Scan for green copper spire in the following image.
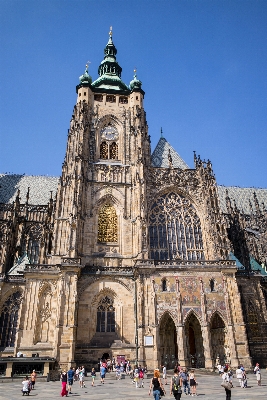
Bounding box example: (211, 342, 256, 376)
(129, 68, 143, 91)
(91, 27, 129, 93)
(79, 62, 92, 84)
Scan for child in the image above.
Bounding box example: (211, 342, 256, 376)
(91, 368, 96, 386)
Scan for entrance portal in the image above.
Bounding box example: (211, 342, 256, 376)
(159, 313, 178, 368)
(210, 313, 226, 366)
(185, 313, 204, 368)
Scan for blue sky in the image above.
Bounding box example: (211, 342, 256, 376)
(0, 0, 266, 188)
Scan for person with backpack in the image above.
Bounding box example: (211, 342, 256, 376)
(139, 368, 144, 388)
(170, 368, 182, 399)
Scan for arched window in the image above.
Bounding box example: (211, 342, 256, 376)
(162, 279, 167, 292)
(97, 296, 115, 332)
(100, 125, 119, 160)
(100, 141, 108, 159)
(98, 204, 118, 243)
(110, 142, 118, 159)
(0, 291, 22, 347)
(23, 225, 43, 264)
(149, 192, 204, 260)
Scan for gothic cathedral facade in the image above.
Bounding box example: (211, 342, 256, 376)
(0, 31, 267, 374)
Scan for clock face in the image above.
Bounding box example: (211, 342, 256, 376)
(101, 126, 118, 141)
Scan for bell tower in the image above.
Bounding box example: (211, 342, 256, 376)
(52, 28, 151, 267)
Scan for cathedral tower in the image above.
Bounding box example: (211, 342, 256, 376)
(53, 28, 151, 267)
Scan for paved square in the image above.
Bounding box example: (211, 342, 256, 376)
(0, 370, 266, 400)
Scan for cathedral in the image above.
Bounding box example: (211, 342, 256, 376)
(0, 29, 267, 376)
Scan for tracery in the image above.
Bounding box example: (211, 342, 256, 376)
(0, 291, 22, 347)
(148, 192, 204, 260)
(96, 296, 115, 333)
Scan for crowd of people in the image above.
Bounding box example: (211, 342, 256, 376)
(20, 360, 263, 398)
(218, 361, 262, 399)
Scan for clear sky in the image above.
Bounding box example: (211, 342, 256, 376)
(0, 0, 266, 188)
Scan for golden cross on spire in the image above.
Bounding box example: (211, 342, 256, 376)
(86, 60, 91, 71)
(109, 26, 113, 37)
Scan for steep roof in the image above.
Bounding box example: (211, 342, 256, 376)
(217, 186, 267, 214)
(0, 174, 59, 204)
(151, 137, 189, 169)
(1, 174, 266, 216)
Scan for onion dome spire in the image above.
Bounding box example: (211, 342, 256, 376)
(130, 68, 143, 91)
(79, 62, 92, 84)
(97, 26, 122, 78)
(91, 27, 130, 93)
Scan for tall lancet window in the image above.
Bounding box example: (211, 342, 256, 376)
(96, 296, 115, 332)
(149, 192, 205, 261)
(98, 204, 118, 243)
(100, 125, 119, 160)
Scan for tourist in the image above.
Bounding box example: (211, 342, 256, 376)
(134, 366, 139, 388)
(21, 375, 31, 396)
(139, 368, 144, 388)
(60, 369, 68, 397)
(100, 363, 106, 384)
(221, 367, 233, 400)
(254, 363, 261, 386)
(162, 364, 167, 385)
(30, 369, 36, 390)
(180, 367, 190, 395)
(116, 363, 121, 380)
(67, 367, 75, 394)
(91, 368, 96, 386)
(170, 367, 182, 400)
(79, 366, 85, 388)
(235, 365, 244, 388)
(149, 369, 165, 400)
(189, 369, 197, 396)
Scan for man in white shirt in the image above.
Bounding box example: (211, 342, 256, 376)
(236, 366, 244, 388)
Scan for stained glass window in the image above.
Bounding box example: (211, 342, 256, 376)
(148, 192, 204, 260)
(98, 204, 118, 243)
(96, 297, 115, 332)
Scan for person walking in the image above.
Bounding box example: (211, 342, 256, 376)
(139, 368, 144, 388)
(170, 368, 182, 400)
(91, 368, 96, 386)
(189, 369, 197, 396)
(79, 366, 85, 388)
(254, 363, 261, 386)
(60, 369, 68, 397)
(162, 365, 167, 385)
(221, 367, 233, 400)
(149, 369, 165, 400)
(180, 367, 190, 395)
(100, 363, 106, 384)
(67, 367, 75, 394)
(235, 366, 244, 388)
(30, 370, 36, 390)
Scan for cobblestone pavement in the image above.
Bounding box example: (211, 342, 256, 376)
(0, 370, 266, 400)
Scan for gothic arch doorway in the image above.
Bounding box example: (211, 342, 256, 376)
(159, 313, 178, 368)
(210, 313, 226, 366)
(184, 313, 204, 368)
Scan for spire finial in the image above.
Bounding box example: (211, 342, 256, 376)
(161, 127, 163, 138)
(109, 26, 113, 37)
(85, 61, 91, 72)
